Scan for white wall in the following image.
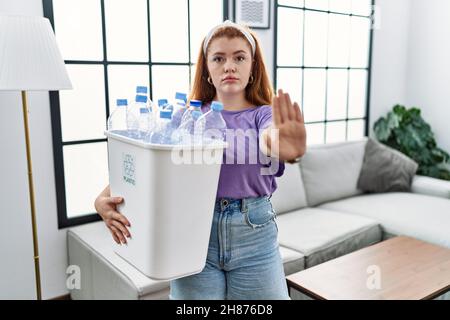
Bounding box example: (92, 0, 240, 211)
(369, 0, 450, 158)
(0, 0, 69, 299)
(368, 0, 411, 137)
(406, 0, 450, 155)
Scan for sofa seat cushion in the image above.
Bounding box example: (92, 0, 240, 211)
(276, 208, 382, 268)
(319, 192, 450, 248)
(68, 221, 169, 299)
(279, 246, 305, 276)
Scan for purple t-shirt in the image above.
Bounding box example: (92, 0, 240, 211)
(202, 104, 285, 199)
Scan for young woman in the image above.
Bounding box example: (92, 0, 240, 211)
(94, 20, 306, 300)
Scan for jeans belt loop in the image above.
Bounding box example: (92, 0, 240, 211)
(241, 198, 248, 213)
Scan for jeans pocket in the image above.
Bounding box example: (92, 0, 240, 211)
(243, 204, 276, 229)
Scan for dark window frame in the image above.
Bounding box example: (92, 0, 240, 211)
(43, 0, 229, 229)
(273, 0, 375, 141)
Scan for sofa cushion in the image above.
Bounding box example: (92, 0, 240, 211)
(279, 246, 306, 276)
(319, 192, 450, 248)
(272, 163, 308, 214)
(68, 221, 169, 299)
(300, 138, 367, 207)
(276, 208, 382, 268)
(357, 138, 418, 193)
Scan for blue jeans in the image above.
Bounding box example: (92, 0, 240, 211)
(170, 196, 290, 300)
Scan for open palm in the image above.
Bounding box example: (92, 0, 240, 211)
(269, 89, 307, 161)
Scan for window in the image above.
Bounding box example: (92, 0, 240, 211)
(274, 0, 374, 145)
(43, 0, 228, 228)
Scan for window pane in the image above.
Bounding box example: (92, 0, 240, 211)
(326, 121, 346, 143)
(150, 0, 189, 62)
(64, 143, 108, 218)
(60, 65, 106, 142)
(305, 123, 325, 145)
(108, 65, 150, 115)
(304, 0, 328, 11)
(151, 65, 190, 103)
(347, 119, 365, 141)
(304, 11, 328, 67)
(326, 69, 348, 120)
(104, 0, 148, 62)
(303, 69, 326, 122)
(350, 16, 370, 68)
(348, 70, 367, 118)
(190, 64, 197, 92)
(329, 0, 351, 13)
(277, 68, 302, 109)
(352, 0, 372, 16)
(53, 0, 103, 60)
(278, 0, 304, 7)
(190, 0, 223, 62)
(277, 7, 303, 66)
(328, 14, 350, 67)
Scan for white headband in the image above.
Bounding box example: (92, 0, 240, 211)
(203, 20, 256, 57)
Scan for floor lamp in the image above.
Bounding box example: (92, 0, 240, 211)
(0, 15, 72, 300)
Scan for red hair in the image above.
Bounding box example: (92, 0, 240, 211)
(189, 26, 274, 106)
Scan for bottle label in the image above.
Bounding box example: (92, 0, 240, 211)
(122, 153, 136, 186)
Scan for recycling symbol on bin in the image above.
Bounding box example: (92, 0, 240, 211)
(122, 153, 136, 185)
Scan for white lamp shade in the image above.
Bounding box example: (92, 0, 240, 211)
(0, 15, 72, 91)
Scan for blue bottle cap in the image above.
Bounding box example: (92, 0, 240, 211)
(190, 100, 202, 108)
(136, 95, 148, 103)
(211, 101, 224, 111)
(116, 99, 128, 106)
(158, 99, 168, 106)
(136, 86, 148, 94)
(175, 92, 187, 102)
(160, 110, 173, 119)
(140, 108, 149, 114)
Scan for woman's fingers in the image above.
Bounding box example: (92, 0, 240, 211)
(112, 211, 131, 227)
(277, 89, 289, 122)
(294, 102, 304, 123)
(110, 225, 126, 244)
(284, 93, 295, 121)
(272, 94, 282, 126)
(111, 219, 131, 240)
(108, 227, 121, 244)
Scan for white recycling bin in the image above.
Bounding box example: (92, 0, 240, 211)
(105, 131, 225, 280)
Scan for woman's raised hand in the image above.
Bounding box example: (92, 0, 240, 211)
(269, 89, 307, 161)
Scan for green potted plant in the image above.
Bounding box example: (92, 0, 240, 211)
(373, 105, 450, 181)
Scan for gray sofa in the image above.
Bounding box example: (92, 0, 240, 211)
(68, 137, 450, 299)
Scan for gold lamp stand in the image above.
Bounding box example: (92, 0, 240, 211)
(21, 91, 42, 300)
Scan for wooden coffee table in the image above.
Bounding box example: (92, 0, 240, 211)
(286, 236, 450, 300)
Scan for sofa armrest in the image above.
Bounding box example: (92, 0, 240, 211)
(410, 175, 450, 199)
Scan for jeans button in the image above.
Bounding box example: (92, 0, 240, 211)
(222, 199, 228, 207)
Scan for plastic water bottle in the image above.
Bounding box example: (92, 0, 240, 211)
(108, 99, 132, 137)
(136, 85, 157, 119)
(158, 99, 169, 110)
(127, 94, 148, 139)
(138, 107, 152, 139)
(145, 110, 174, 144)
(170, 93, 187, 127)
(173, 100, 203, 145)
(195, 101, 227, 144)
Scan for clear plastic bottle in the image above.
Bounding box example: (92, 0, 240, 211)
(108, 99, 132, 137)
(170, 92, 187, 127)
(127, 94, 147, 139)
(145, 110, 174, 144)
(195, 101, 226, 144)
(174, 101, 203, 145)
(138, 107, 153, 139)
(158, 99, 168, 110)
